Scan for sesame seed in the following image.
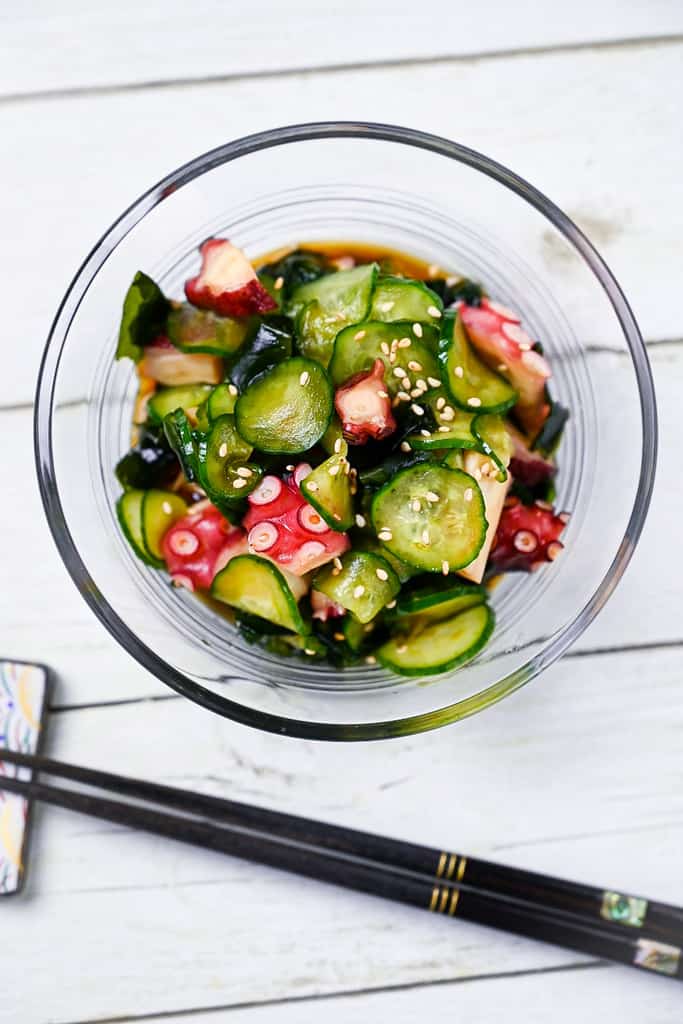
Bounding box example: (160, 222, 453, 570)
(331, 567, 341, 576)
(391, 338, 399, 350)
(286, 464, 294, 471)
(411, 403, 425, 415)
(420, 428, 431, 437)
(299, 370, 310, 386)
(376, 568, 389, 582)
(355, 513, 366, 528)
(162, 501, 172, 515)
(436, 396, 446, 410)
(389, 352, 397, 364)
(498, 363, 508, 372)
(334, 437, 343, 453)
(428, 376, 441, 388)
(396, 643, 408, 654)
(438, 425, 450, 433)
(393, 366, 407, 378)
(425, 491, 439, 503)
(428, 263, 440, 277)
(441, 407, 455, 422)
(228, 383, 238, 397)
(400, 440, 411, 452)
(454, 365, 464, 378)
(274, 276, 284, 290)
(218, 442, 228, 458)
(408, 360, 422, 372)
(412, 323, 423, 338)
(329, 464, 341, 476)
(354, 329, 367, 341)
(446, 275, 459, 287)
(464, 488, 473, 502)
(416, 379, 427, 391)
(236, 466, 252, 477)
(333, 513, 341, 521)
(380, 341, 390, 355)
(421, 528, 430, 544)
(233, 478, 247, 489)
(333, 631, 345, 641)
(385, 599, 397, 609)
(398, 337, 412, 348)
(343, 460, 351, 475)
(396, 390, 409, 402)
(378, 529, 393, 541)
(377, 390, 389, 399)
(378, 300, 395, 313)
(442, 560, 450, 575)
(304, 648, 317, 656)
(410, 388, 422, 398)
(333, 557, 343, 570)
(467, 396, 482, 407)
(518, 342, 532, 351)
(427, 305, 442, 318)
(411, 499, 421, 512)
(307, 481, 319, 492)
(353, 585, 366, 599)
(365, 655, 377, 664)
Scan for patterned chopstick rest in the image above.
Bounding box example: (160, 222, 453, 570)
(0, 662, 50, 895)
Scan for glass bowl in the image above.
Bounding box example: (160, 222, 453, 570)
(34, 122, 657, 740)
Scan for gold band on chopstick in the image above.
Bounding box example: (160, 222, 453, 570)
(436, 852, 447, 878)
(428, 882, 462, 916)
(456, 856, 467, 883)
(445, 854, 457, 880)
(429, 885, 440, 911)
(435, 851, 461, 881)
(448, 888, 461, 916)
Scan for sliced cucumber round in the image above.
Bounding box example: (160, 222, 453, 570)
(166, 303, 249, 356)
(329, 321, 440, 395)
(198, 415, 263, 500)
(295, 300, 340, 368)
(207, 383, 238, 419)
(211, 554, 307, 634)
(163, 408, 199, 482)
(148, 384, 213, 425)
(235, 356, 333, 454)
(140, 490, 188, 562)
(314, 551, 400, 624)
(371, 464, 487, 572)
(370, 277, 443, 325)
(300, 442, 354, 532)
(377, 604, 494, 676)
(472, 414, 512, 482)
(438, 311, 517, 414)
(407, 406, 477, 450)
(396, 578, 485, 621)
(286, 263, 378, 322)
(116, 490, 162, 567)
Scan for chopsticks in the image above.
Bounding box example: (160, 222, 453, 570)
(1, 748, 681, 981)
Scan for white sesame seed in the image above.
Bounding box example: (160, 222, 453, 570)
(286, 464, 294, 472)
(376, 567, 389, 582)
(389, 352, 397, 364)
(365, 655, 377, 664)
(343, 460, 350, 475)
(411, 499, 421, 512)
(233, 478, 247, 489)
(334, 437, 343, 453)
(354, 329, 367, 341)
(421, 528, 430, 544)
(407, 360, 422, 372)
(393, 366, 407, 378)
(416, 379, 427, 391)
(378, 300, 395, 313)
(440, 407, 455, 422)
(333, 557, 343, 570)
(307, 481, 319, 492)
(329, 464, 341, 476)
(397, 390, 411, 402)
(218, 442, 228, 458)
(498, 363, 508, 372)
(353, 585, 366, 599)
(331, 567, 341, 576)
(438, 425, 450, 433)
(398, 337, 412, 349)
(426, 491, 439, 503)
(396, 643, 408, 654)
(378, 529, 393, 541)
(428, 376, 441, 388)
(442, 560, 450, 575)
(333, 632, 345, 641)
(228, 384, 238, 397)
(162, 501, 172, 515)
(400, 441, 411, 452)
(386, 599, 397, 609)
(410, 388, 422, 399)
(377, 390, 389, 399)
(464, 488, 473, 502)
(391, 337, 399, 350)
(436, 396, 446, 410)
(299, 370, 310, 386)
(412, 323, 423, 338)
(380, 341, 390, 355)
(428, 263, 440, 277)
(274, 276, 284, 290)
(236, 466, 253, 478)
(454, 365, 464, 378)
(355, 513, 366, 528)
(304, 648, 317, 656)
(427, 305, 442, 318)
(411, 403, 425, 415)
(518, 342, 532, 351)
(467, 397, 482, 407)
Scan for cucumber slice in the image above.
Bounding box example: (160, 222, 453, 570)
(320, 416, 344, 455)
(370, 277, 443, 324)
(439, 311, 517, 414)
(377, 604, 494, 676)
(116, 490, 162, 567)
(148, 384, 213, 425)
(295, 300, 341, 368)
(407, 407, 477, 450)
(166, 303, 249, 356)
(396, 578, 485, 622)
(206, 383, 238, 419)
(197, 415, 263, 500)
(371, 464, 487, 573)
(314, 551, 400, 624)
(235, 357, 333, 454)
(140, 490, 187, 562)
(300, 442, 354, 532)
(211, 554, 307, 634)
(286, 263, 378, 322)
(343, 615, 372, 653)
(163, 408, 200, 482)
(472, 414, 512, 482)
(329, 321, 440, 396)
(442, 449, 465, 471)
(227, 316, 293, 391)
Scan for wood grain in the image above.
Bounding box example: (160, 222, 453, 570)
(1, 1, 682, 98)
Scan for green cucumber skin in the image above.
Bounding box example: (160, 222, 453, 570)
(116, 491, 163, 568)
(211, 554, 307, 635)
(396, 579, 485, 616)
(300, 445, 354, 532)
(286, 263, 378, 321)
(370, 277, 443, 324)
(329, 321, 440, 394)
(438, 311, 517, 416)
(314, 552, 400, 624)
(377, 604, 494, 676)
(471, 414, 512, 482)
(140, 490, 187, 562)
(198, 415, 262, 501)
(162, 408, 200, 483)
(235, 357, 333, 455)
(148, 385, 213, 425)
(166, 304, 248, 356)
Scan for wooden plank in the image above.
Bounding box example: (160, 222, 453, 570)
(1, 40, 682, 407)
(1, 2, 682, 98)
(4, 645, 682, 1023)
(1, 340, 678, 709)
(127, 966, 682, 1024)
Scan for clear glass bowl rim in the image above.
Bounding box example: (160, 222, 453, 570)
(34, 121, 658, 741)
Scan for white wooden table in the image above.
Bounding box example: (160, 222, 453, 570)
(1, 5, 682, 1022)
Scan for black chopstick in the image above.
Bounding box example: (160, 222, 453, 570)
(1, 747, 680, 946)
(1, 771, 681, 981)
